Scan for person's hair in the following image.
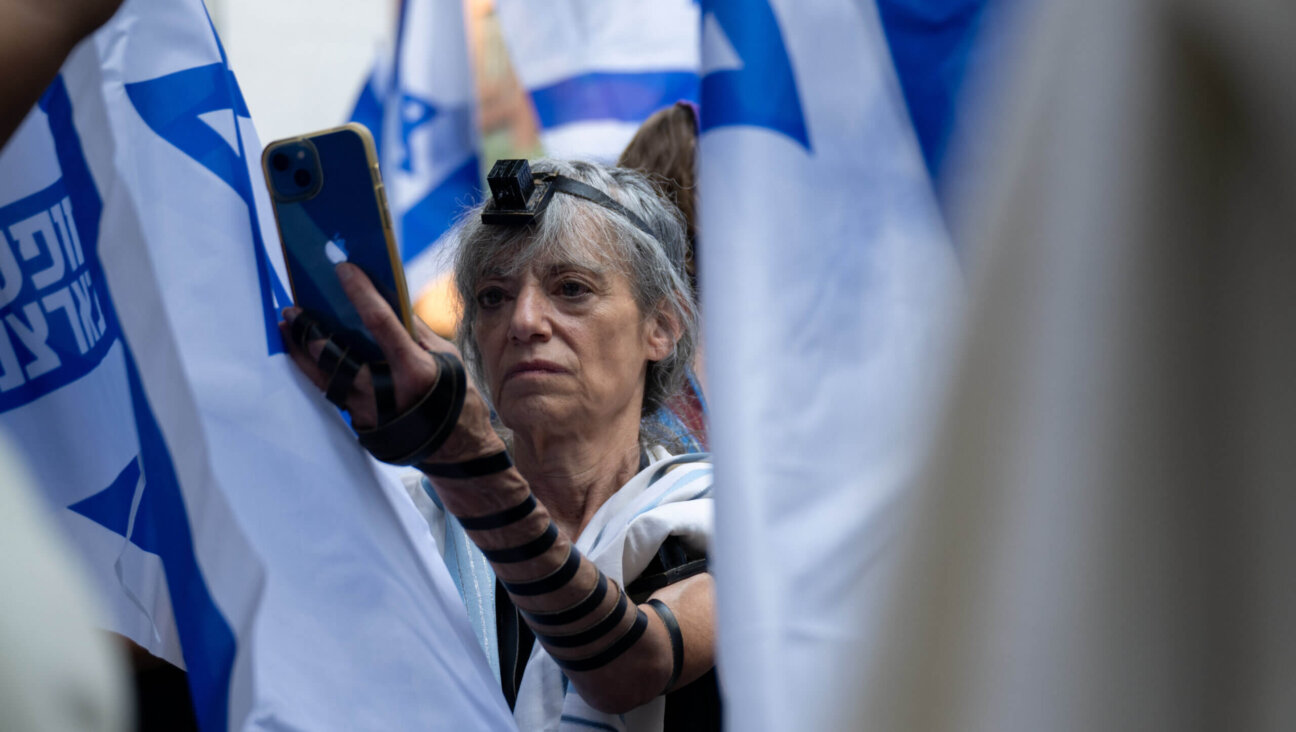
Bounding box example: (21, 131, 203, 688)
(618, 102, 699, 292)
(452, 159, 698, 424)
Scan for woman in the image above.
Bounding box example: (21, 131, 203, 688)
(281, 159, 717, 731)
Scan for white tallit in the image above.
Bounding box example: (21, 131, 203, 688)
(404, 447, 715, 732)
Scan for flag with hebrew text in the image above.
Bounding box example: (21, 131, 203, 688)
(0, 0, 512, 728)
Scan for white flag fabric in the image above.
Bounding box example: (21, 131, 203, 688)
(697, 1, 962, 730)
(494, 0, 699, 161)
(351, 0, 481, 293)
(0, 1, 513, 729)
(860, 0, 1296, 729)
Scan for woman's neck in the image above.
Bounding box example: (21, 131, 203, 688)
(510, 416, 642, 540)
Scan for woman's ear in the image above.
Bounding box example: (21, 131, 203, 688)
(644, 306, 681, 362)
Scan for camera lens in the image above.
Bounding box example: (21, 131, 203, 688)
(272, 152, 290, 171)
(294, 169, 312, 187)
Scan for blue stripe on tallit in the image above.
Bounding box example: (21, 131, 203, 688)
(421, 477, 499, 679)
(648, 453, 711, 486)
(633, 469, 712, 521)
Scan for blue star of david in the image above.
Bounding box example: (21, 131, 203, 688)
(124, 63, 291, 357)
(398, 93, 439, 173)
(700, 0, 811, 151)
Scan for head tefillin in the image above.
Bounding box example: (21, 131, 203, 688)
(482, 159, 659, 242)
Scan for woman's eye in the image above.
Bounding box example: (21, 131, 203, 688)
(557, 281, 590, 299)
(476, 287, 506, 308)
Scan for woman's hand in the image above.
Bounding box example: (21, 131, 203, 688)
(279, 262, 503, 464)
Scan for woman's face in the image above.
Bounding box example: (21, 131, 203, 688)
(472, 250, 673, 438)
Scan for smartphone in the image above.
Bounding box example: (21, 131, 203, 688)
(261, 123, 412, 363)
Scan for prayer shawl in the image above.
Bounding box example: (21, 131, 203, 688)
(404, 448, 715, 731)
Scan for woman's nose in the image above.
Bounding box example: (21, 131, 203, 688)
(508, 282, 551, 342)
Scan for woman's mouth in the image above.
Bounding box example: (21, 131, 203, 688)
(504, 360, 568, 381)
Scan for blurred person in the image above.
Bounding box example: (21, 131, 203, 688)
(282, 159, 719, 730)
(619, 101, 708, 451)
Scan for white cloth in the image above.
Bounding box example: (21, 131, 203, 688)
(406, 447, 715, 732)
(697, 1, 961, 730)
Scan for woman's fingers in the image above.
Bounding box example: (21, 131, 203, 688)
(334, 262, 442, 414)
(283, 266, 450, 423)
(281, 309, 379, 424)
(336, 263, 425, 366)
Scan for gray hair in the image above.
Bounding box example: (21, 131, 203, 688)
(452, 159, 698, 427)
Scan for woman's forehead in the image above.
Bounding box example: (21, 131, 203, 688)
(483, 236, 622, 279)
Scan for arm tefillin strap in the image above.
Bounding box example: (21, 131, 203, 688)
(521, 572, 610, 626)
(645, 599, 684, 694)
(291, 310, 504, 468)
(551, 606, 649, 673)
(468, 495, 648, 670)
(457, 494, 537, 531)
(292, 311, 361, 410)
(356, 350, 466, 465)
(502, 544, 582, 596)
(481, 522, 559, 563)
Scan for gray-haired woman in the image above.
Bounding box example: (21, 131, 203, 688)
(282, 159, 718, 730)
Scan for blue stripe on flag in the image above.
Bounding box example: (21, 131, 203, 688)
(876, 0, 990, 179)
(43, 74, 236, 732)
(125, 63, 289, 357)
(122, 348, 237, 732)
(699, 0, 810, 150)
(350, 73, 385, 161)
(530, 72, 699, 128)
(399, 155, 480, 263)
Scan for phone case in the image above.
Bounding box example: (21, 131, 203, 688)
(261, 123, 412, 363)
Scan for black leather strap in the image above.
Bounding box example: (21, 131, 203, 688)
(646, 598, 684, 694)
(356, 350, 466, 465)
(424, 450, 514, 481)
(546, 175, 657, 241)
(522, 573, 609, 626)
(536, 585, 628, 648)
(457, 493, 535, 532)
(317, 339, 360, 408)
(481, 522, 558, 564)
(369, 361, 397, 424)
(502, 544, 582, 597)
(552, 608, 648, 673)
(290, 310, 326, 349)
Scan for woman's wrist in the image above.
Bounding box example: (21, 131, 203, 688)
(416, 384, 501, 465)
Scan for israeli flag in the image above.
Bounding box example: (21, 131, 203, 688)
(698, 1, 975, 729)
(351, 0, 481, 293)
(494, 0, 700, 161)
(0, 1, 512, 729)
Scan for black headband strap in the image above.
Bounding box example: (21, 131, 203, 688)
(543, 175, 657, 242)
